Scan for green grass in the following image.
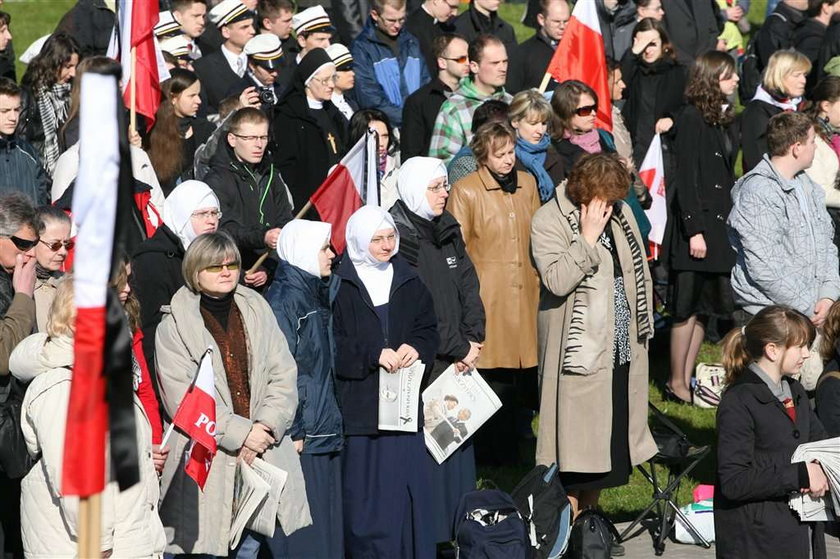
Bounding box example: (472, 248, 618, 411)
(5, 0, 76, 80)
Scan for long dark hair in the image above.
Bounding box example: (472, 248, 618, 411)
(61, 56, 122, 144)
(806, 76, 840, 141)
(349, 108, 397, 156)
(550, 79, 597, 139)
(21, 31, 80, 92)
(631, 18, 676, 62)
(685, 50, 736, 126)
(146, 69, 199, 184)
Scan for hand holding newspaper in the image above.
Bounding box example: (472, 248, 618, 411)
(230, 458, 288, 548)
(378, 360, 425, 432)
(788, 437, 840, 521)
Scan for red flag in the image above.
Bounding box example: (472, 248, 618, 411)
(310, 132, 379, 253)
(639, 133, 667, 256)
(545, 0, 612, 131)
(170, 350, 217, 490)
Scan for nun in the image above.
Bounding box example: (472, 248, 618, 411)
(333, 205, 439, 559)
(389, 157, 486, 545)
(265, 220, 344, 558)
(131, 179, 221, 375)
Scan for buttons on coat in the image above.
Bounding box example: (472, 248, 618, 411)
(793, 429, 801, 439)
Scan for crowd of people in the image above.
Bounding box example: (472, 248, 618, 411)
(2, 0, 840, 557)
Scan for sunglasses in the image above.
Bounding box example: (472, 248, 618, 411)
(443, 55, 468, 64)
(40, 239, 75, 252)
(5, 235, 39, 251)
(575, 104, 597, 117)
(203, 263, 240, 273)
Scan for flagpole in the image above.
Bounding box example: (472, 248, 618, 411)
(130, 46, 137, 131)
(538, 73, 552, 94)
(245, 204, 312, 275)
(78, 493, 101, 558)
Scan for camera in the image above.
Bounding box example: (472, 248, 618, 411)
(258, 87, 275, 106)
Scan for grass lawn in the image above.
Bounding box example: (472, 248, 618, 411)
(5, 0, 76, 80)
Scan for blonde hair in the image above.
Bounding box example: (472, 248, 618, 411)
(508, 89, 553, 128)
(47, 276, 75, 338)
(182, 231, 241, 293)
(762, 50, 812, 95)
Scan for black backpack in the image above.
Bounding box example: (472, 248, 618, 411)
(510, 464, 571, 559)
(454, 489, 530, 559)
(738, 12, 787, 103)
(565, 509, 621, 559)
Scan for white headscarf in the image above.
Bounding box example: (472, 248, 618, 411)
(162, 180, 220, 250)
(277, 219, 332, 278)
(397, 156, 447, 221)
(345, 205, 400, 305)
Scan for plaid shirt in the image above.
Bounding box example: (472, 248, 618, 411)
(428, 78, 511, 164)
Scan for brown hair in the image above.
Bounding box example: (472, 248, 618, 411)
(432, 33, 467, 60)
(111, 257, 141, 333)
(61, 56, 121, 145)
(806, 76, 840, 142)
(820, 300, 840, 360)
(259, 0, 294, 21)
(372, 0, 406, 13)
(630, 17, 675, 62)
(468, 34, 504, 65)
(565, 152, 630, 206)
(720, 305, 815, 386)
(470, 121, 516, 165)
(0, 77, 19, 98)
(228, 106, 269, 134)
(685, 50, 736, 126)
(550, 79, 597, 139)
(766, 111, 814, 157)
(146, 69, 199, 184)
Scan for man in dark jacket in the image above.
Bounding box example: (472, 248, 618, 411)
(595, 0, 637, 63)
(351, 0, 431, 126)
(0, 12, 15, 82)
(661, 0, 723, 67)
(453, 0, 517, 59)
(401, 33, 469, 159)
(405, 0, 460, 74)
(0, 79, 49, 205)
(54, 0, 114, 57)
(171, 0, 211, 57)
(507, 0, 570, 93)
(204, 107, 293, 277)
(795, 0, 839, 93)
(755, 0, 807, 69)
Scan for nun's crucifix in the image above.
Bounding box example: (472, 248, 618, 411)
(327, 133, 337, 154)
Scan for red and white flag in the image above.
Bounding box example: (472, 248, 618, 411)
(639, 134, 667, 254)
(544, 0, 612, 131)
(310, 131, 379, 254)
(169, 349, 218, 490)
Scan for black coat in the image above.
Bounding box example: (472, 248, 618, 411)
(817, 354, 840, 437)
(661, 0, 722, 67)
(400, 78, 451, 160)
(595, 0, 637, 63)
(193, 50, 251, 115)
(54, 0, 115, 58)
(817, 21, 840, 83)
(389, 201, 485, 370)
(714, 368, 827, 559)
(203, 142, 294, 270)
(794, 18, 827, 94)
(507, 32, 556, 94)
(453, 4, 517, 58)
(333, 254, 439, 436)
(666, 105, 738, 273)
(195, 24, 224, 57)
(756, 3, 806, 70)
(272, 82, 348, 211)
(740, 99, 783, 174)
(405, 6, 453, 76)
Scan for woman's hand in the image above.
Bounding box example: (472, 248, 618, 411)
(294, 440, 304, 454)
(152, 444, 169, 473)
(580, 198, 612, 247)
(456, 341, 483, 372)
(244, 269, 268, 287)
(396, 344, 419, 368)
(379, 348, 401, 372)
(689, 233, 707, 259)
(238, 446, 257, 465)
(805, 461, 829, 498)
(243, 422, 275, 454)
(655, 117, 674, 134)
(128, 125, 142, 148)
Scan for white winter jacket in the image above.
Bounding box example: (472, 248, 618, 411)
(11, 333, 166, 558)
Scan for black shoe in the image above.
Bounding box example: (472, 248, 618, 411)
(610, 541, 626, 556)
(663, 385, 692, 405)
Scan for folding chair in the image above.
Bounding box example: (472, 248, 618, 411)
(617, 403, 712, 556)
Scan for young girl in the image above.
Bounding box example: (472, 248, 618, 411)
(715, 305, 829, 558)
(817, 301, 840, 436)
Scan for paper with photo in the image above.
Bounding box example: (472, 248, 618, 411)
(788, 436, 840, 521)
(378, 360, 424, 432)
(230, 458, 288, 548)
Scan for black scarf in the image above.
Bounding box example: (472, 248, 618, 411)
(490, 169, 518, 194)
(178, 116, 194, 137)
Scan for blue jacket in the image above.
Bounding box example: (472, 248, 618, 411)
(350, 17, 430, 127)
(0, 135, 50, 205)
(333, 254, 439, 436)
(266, 260, 343, 454)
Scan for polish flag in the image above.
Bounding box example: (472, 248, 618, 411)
(639, 134, 667, 255)
(169, 349, 217, 490)
(310, 131, 379, 253)
(544, 0, 612, 131)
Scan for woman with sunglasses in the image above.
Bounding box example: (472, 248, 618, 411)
(155, 231, 310, 557)
(389, 156, 485, 545)
(32, 206, 71, 333)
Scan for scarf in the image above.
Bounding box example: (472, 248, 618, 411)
(397, 156, 447, 221)
(277, 219, 332, 278)
(490, 168, 518, 194)
(37, 82, 71, 176)
(515, 135, 554, 202)
(565, 128, 602, 154)
(346, 206, 400, 306)
(751, 85, 801, 112)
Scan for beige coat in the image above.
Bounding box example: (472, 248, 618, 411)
(448, 167, 540, 369)
(33, 274, 61, 332)
(531, 192, 657, 473)
(155, 285, 311, 557)
(805, 134, 840, 209)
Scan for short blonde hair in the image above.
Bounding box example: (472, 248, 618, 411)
(763, 50, 812, 94)
(47, 276, 75, 338)
(508, 89, 553, 128)
(182, 232, 241, 293)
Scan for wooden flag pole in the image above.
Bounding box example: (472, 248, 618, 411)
(538, 72, 552, 94)
(78, 492, 102, 558)
(245, 203, 312, 275)
(130, 47, 137, 131)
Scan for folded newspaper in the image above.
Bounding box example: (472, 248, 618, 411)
(788, 437, 840, 522)
(230, 458, 288, 548)
(378, 360, 424, 432)
(422, 365, 502, 464)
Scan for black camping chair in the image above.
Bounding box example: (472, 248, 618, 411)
(617, 403, 712, 556)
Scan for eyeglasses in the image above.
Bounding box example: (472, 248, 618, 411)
(442, 55, 468, 64)
(39, 239, 75, 252)
(575, 104, 597, 117)
(232, 134, 269, 143)
(310, 75, 337, 87)
(427, 182, 449, 193)
(191, 209, 223, 220)
(4, 235, 39, 251)
(203, 263, 240, 273)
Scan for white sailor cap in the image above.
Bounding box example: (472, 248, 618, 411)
(155, 11, 182, 39)
(292, 6, 334, 36)
(244, 34, 284, 69)
(209, 0, 252, 28)
(325, 43, 353, 70)
(160, 34, 195, 59)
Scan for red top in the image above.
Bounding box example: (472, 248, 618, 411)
(133, 329, 163, 444)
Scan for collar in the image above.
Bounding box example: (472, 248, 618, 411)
(730, 366, 800, 405)
(538, 29, 558, 49)
(221, 44, 247, 75)
(477, 166, 520, 192)
(307, 97, 324, 109)
(421, 3, 437, 22)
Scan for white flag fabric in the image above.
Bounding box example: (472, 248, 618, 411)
(639, 134, 667, 246)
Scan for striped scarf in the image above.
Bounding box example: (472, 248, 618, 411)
(36, 82, 71, 176)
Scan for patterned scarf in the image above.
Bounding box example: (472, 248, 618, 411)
(36, 82, 71, 176)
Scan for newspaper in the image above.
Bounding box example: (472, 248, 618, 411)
(378, 360, 424, 432)
(422, 365, 502, 464)
(229, 458, 288, 549)
(788, 437, 840, 521)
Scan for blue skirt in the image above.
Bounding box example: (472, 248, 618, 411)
(286, 451, 344, 558)
(427, 440, 476, 544)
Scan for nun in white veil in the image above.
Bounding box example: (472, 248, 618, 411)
(333, 205, 440, 559)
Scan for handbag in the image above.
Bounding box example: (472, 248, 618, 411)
(693, 363, 725, 409)
(0, 376, 37, 479)
(565, 509, 620, 559)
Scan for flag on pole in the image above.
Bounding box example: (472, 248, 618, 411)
(64, 71, 140, 497)
(310, 130, 379, 253)
(639, 134, 667, 255)
(170, 350, 218, 490)
(544, 0, 612, 131)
